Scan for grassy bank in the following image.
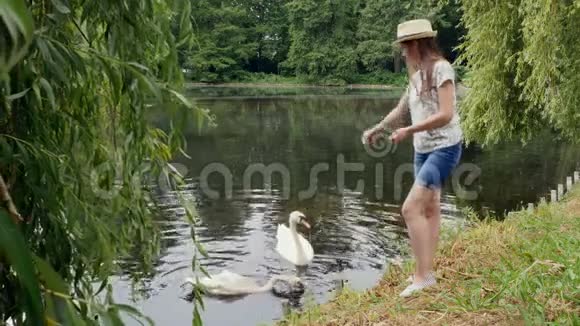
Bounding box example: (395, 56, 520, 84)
(279, 187, 580, 325)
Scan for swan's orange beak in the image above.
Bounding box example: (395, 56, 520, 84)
(300, 220, 311, 229)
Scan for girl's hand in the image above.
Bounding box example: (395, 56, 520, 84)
(389, 127, 412, 144)
(362, 126, 383, 145)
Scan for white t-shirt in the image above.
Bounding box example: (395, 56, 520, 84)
(407, 60, 463, 153)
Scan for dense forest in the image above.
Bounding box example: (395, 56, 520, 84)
(183, 0, 464, 84)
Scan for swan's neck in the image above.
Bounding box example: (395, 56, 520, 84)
(288, 222, 307, 264)
(289, 223, 301, 240)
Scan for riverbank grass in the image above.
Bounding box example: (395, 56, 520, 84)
(279, 186, 580, 325)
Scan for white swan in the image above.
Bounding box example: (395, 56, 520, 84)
(183, 270, 304, 297)
(275, 211, 314, 266)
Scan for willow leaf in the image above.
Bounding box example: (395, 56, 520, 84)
(192, 306, 203, 326)
(39, 77, 56, 109)
(6, 87, 30, 100)
(0, 0, 34, 73)
(0, 210, 44, 326)
(0, 0, 33, 41)
(128, 66, 162, 102)
(114, 304, 154, 326)
(50, 0, 71, 14)
(166, 88, 194, 108)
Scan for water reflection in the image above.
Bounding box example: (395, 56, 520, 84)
(112, 87, 580, 326)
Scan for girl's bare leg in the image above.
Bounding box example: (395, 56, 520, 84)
(425, 189, 441, 271)
(401, 184, 438, 283)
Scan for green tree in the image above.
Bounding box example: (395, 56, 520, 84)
(186, 0, 257, 82)
(458, 0, 580, 145)
(1, 0, 206, 324)
(284, 0, 360, 84)
(242, 0, 291, 74)
(356, 0, 401, 73)
(284, 0, 462, 83)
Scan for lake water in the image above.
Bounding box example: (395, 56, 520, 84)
(111, 86, 580, 326)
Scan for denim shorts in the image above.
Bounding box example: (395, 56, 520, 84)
(414, 142, 462, 189)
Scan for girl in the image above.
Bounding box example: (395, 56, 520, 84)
(363, 19, 463, 297)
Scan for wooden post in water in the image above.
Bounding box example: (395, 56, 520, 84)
(331, 278, 345, 297)
(567, 177, 573, 192)
(551, 190, 558, 202)
(574, 171, 580, 184)
(539, 197, 546, 205)
(558, 184, 564, 200)
(281, 299, 291, 317)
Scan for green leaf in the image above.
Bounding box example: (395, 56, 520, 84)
(36, 38, 53, 62)
(114, 304, 154, 326)
(42, 287, 87, 326)
(6, 87, 30, 100)
(32, 255, 87, 326)
(192, 306, 203, 326)
(127, 66, 162, 102)
(166, 88, 194, 108)
(193, 285, 205, 309)
(39, 77, 56, 109)
(43, 40, 68, 82)
(0, 210, 44, 326)
(176, 0, 193, 48)
(0, 0, 34, 40)
(32, 254, 68, 293)
(94, 279, 108, 295)
(97, 285, 125, 326)
(127, 62, 150, 73)
(106, 308, 125, 326)
(97, 56, 122, 104)
(31, 82, 43, 107)
(0, 0, 34, 73)
(195, 108, 205, 133)
(98, 311, 116, 326)
(50, 0, 71, 14)
(194, 238, 208, 258)
(179, 148, 192, 159)
(45, 293, 58, 325)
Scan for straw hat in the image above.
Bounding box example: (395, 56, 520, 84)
(394, 19, 437, 44)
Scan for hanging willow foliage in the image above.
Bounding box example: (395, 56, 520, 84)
(1, 0, 207, 324)
(457, 0, 580, 145)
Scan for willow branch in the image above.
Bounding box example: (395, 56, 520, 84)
(72, 19, 92, 47)
(0, 173, 23, 223)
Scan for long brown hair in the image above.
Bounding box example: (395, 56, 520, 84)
(402, 37, 444, 97)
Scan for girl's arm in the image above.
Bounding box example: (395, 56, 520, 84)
(376, 86, 410, 131)
(363, 86, 410, 144)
